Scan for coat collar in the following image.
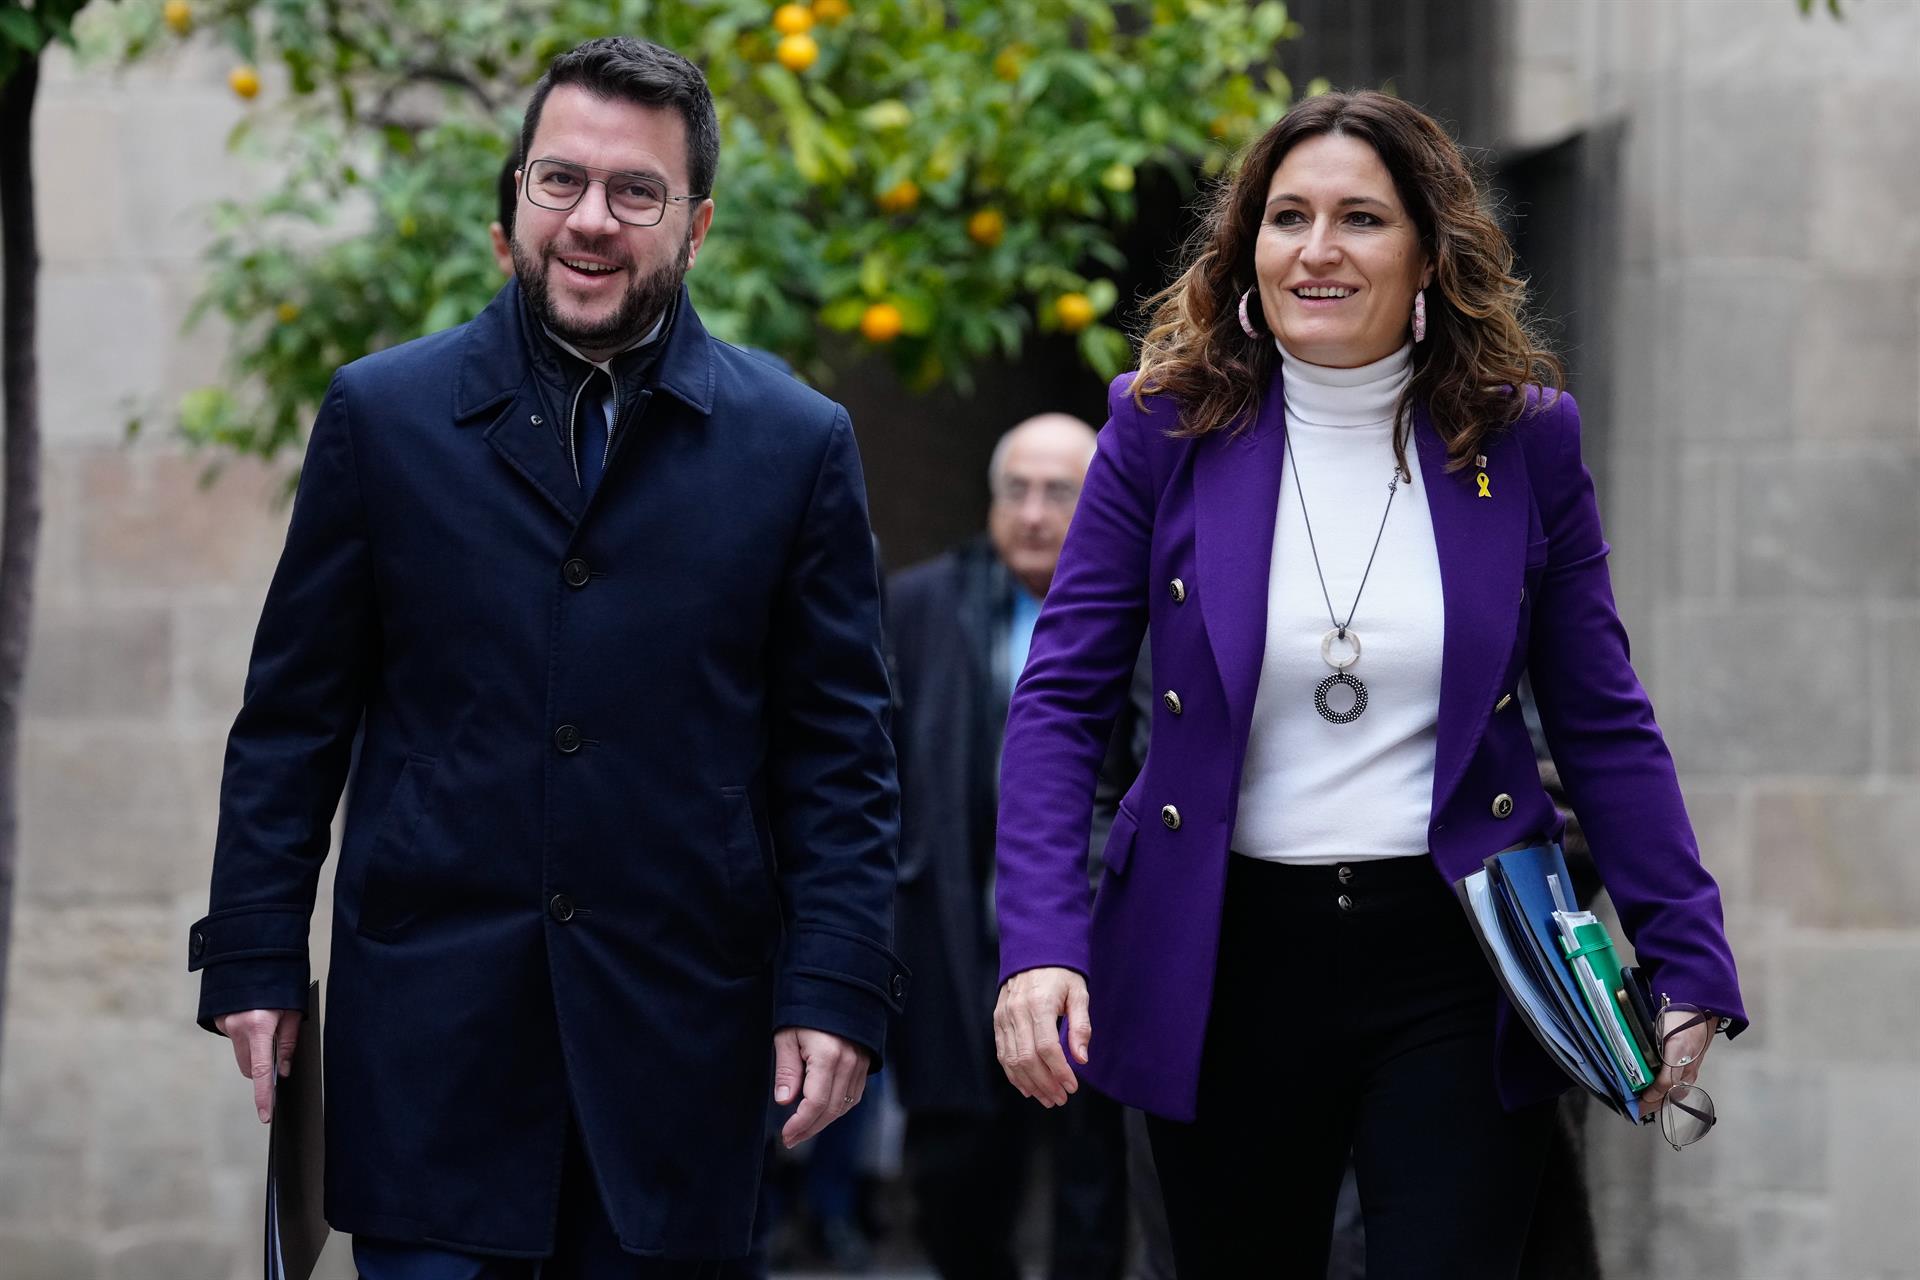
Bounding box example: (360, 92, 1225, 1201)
(453, 277, 716, 423)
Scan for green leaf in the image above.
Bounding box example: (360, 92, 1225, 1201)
(0, 8, 45, 53)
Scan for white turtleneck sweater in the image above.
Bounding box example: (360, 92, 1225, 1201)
(1230, 342, 1445, 865)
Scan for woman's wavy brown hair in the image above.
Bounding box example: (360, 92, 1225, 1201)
(1133, 90, 1563, 474)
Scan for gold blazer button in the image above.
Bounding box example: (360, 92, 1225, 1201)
(1491, 793, 1515, 819)
(1163, 690, 1183, 716)
(1169, 578, 1187, 604)
(1160, 804, 1182, 830)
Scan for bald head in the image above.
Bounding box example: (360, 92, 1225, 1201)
(987, 412, 1098, 598)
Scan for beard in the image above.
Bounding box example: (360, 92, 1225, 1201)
(513, 227, 690, 353)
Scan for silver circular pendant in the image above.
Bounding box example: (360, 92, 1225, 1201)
(1314, 671, 1368, 724)
(1320, 627, 1362, 671)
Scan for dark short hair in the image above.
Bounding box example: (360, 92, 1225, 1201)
(496, 151, 518, 236)
(519, 37, 719, 200)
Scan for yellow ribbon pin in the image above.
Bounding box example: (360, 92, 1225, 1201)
(1475, 471, 1492, 499)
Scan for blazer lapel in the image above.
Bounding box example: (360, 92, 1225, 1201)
(1192, 370, 1288, 734)
(1418, 405, 1529, 821)
(481, 384, 585, 527)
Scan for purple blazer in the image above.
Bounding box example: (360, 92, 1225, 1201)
(995, 368, 1747, 1122)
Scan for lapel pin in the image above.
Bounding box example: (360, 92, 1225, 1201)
(1474, 456, 1492, 499)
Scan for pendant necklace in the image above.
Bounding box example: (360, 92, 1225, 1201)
(1282, 428, 1399, 724)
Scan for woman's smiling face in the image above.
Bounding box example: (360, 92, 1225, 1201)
(1253, 132, 1432, 368)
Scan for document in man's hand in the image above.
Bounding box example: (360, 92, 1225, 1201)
(265, 981, 328, 1280)
(1455, 844, 1648, 1124)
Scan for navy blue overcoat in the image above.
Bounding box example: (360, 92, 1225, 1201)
(188, 280, 906, 1259)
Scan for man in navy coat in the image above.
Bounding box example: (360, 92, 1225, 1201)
(188, 37, 906, 1276)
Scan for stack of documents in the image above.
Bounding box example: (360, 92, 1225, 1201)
(1455, 844, 1652, 1122)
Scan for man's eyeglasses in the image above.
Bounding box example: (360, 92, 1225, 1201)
(522, 158, 708, 228)
(992, 479, 1081, 511)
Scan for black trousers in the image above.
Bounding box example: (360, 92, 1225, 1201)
(1146, 855, 1553, 1280)
(905, 1082, 1128, 1280)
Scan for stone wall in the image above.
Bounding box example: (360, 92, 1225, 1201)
(1503, 2, 1920, 1277)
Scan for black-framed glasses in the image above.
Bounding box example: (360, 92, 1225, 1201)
(522, 157, 708, 227)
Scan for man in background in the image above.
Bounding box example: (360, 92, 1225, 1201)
(886, 414, 1140, 1280)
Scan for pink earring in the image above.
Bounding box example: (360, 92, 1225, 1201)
(1238, 288, 1261, 339)
(1412, 289, 1427, 343)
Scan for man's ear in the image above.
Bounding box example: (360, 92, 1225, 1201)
(683, 199, 716, 271)
(489, 223, 514, 278)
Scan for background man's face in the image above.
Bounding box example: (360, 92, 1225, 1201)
(988, 416, 1096, 597)
(511, 84, 713, 355)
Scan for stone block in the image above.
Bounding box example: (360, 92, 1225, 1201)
(103, 1236, 238, 1280)
(1693, 1059, 1827, 1194)
(32, 97, 121, 269)
(1775, 939, 1920, 1066)
(1670, 272, 1801, 442)
(0, 1147, 88, 1231)
(96, 1145, 211, 1231)
(0, 1234, 98, 1280)
(1813, 80, 1920, 275)
(39, 272, 173, 447)
(0, 1028, 94, 1152)
(1653, 607, 1872, 777)
(1830, 1066, 1920, 1275)
(1885, 611, 1920, 776)
(75, 451, 288, 597)
(22, 603, 173, 720)
(1740, 1198, 1836, 1280)
(176, 599, 267, 725)
(9, 905, 184, 1023)
(1751, 785, 1920, 928)
(1732, 454, 1919, 599)
(1642, 1191, 1747, 1279)
(1683, 0, 1920, 84)
(1683, 781, 1749, 906)
(112, 83, 260, 266)
(18, 727, 223, 904)
(1669, 450, 1724, 600)
(89, 1027, 222, 1153)
(1675, 85, 1810, 262)
(1792, 276, 1920, 442)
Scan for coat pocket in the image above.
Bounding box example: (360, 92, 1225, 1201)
(356, 752, 437, 942)
(1101, 804, 1141, 878)
(720, 786, 781, 970)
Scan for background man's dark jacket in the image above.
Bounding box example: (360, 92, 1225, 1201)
(885, 537, 1147, 1113)
(188, 279, 906, 1260)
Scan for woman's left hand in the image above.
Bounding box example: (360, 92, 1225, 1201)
(1640, 1007, 1715, 1114)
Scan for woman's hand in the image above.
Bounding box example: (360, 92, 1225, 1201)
(1640, 1006, 1716, 1114)
(994, 966, 1090, 1107)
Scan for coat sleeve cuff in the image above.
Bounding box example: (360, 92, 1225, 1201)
(189, 904, 312, 1033)
(775, 925, 910, 1066)
(196, 957, 311, 1033)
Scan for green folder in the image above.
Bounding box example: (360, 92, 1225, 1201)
(1560, 921, 1654, 1092)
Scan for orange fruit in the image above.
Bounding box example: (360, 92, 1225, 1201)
(275, 301, 301, 324)
(877, 179, 920, 214)
(860, 302, 904, 344)
(164, 0, 193, 35)
(772, 3, 814, 35)
(813, 0, 852, 23)
(775, 33, 819, 72)
(967, 208, 1005, 247)
(228, 64, 261, 100)
(1056, 292, 1096, 332)
(1100, 162, 1136, 193)
(994, 46, 1024, 82)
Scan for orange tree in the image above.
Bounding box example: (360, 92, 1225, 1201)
(89, 0, 1308, 463)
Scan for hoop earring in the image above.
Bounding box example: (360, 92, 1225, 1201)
(1413, 289, 1427, 343)
(1238, 288, 1262, 340)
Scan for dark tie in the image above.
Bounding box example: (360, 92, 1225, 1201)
(576, 368, 612, 498)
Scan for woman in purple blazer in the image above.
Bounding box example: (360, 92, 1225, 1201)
(990, 92, 1746, 1276)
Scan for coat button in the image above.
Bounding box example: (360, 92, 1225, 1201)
(548, 893, 575, 922)
(563, 558, 591, 588)
(891, 974, 908, 1001)
(1336, 865, 1353, 884)
(1337, 894, 1355, 911)
(1169, 577, 1187, 604)
(1160, 804, 1182, 830)
(190, 930, 206, 960)
(553, 724, 583, 754)
(1492, 793, 1515, 819)
(1163, 689, 1183, 716)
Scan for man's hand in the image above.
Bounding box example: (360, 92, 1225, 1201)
(994, 966, 1090, 1108)
(214, 1008, 302, 1124)
(772, 1026, 870, 1149)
